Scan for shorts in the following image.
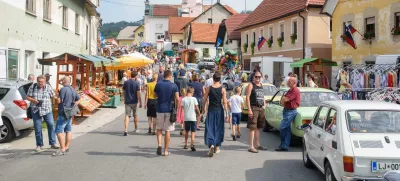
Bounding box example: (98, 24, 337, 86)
(231, 113, 241, 126)
(184, 121, 197, 132)
(247, 106, 265, 130)
(125, 104, 138, 117)
(156, 113, 175, 131)
(196, 97, 203, 112)
(147, 99, 157, 118)
(55, 114, 72, 134)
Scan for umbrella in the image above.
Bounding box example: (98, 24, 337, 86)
(106, 53, 154, 70)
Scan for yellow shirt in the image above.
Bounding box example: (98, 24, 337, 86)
(147, 82, 157, 99)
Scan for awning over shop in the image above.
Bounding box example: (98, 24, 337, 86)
(290, 58, 338, 68)
(38, 53, 114, 67)
(164, 50, 174, 56)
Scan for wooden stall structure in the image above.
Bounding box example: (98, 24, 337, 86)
(179, 49, 198, 64)
(290, 58, 338, 87)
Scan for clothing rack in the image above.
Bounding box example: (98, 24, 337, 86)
(340, 88, 400, 104)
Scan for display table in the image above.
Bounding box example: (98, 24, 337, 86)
(102, 95, 121, 108)
(78, 93, 102, 117)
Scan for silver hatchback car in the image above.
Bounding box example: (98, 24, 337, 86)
(0, 80, 34, 143)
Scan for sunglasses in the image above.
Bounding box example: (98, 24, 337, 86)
(255, 76, 262, 79)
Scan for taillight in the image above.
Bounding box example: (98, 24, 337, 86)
(302, 119, 311, 124)
(13, 100, 27, 110)
(343, 156, 354, 172)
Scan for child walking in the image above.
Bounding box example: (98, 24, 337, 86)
(180, 87, 200, 151)
(177, 89, 186, 135)
(228, 92, 234, 129)
(229, 87, 244, 141)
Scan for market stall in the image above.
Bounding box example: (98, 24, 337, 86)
(290, 58, 337, 88)
(179, 49, 198, 64)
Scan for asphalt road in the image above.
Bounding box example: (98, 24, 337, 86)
(0, 103, 325, 181)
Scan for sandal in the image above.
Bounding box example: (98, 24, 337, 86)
(163, 152, 171, 156)
(183, 145, 188, 149)
(191, 145, 196, 152)
(180, 129, 184, 135)
(52, 150, 66, 156)
(156, 146, 162, 156)
(256, 146, 267, 150)
(248, 148, 259, 153)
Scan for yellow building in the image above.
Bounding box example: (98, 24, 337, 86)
(324, 0, 400, 65)
(133, 25, 145, 46)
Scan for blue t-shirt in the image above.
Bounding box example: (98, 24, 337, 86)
(179, 69, 186, 77)
(188, 81, 203, 99)
(58, 85, 80, 113)
(155, 80, 178, 113)
(123, 79, 140, 104)
(157, 72, 164, 82)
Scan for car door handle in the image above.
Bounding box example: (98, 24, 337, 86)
(317, 134, 321, 138)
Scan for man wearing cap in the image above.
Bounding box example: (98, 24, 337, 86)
(45, 73, 53, 87)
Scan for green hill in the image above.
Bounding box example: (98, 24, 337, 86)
(100, 19, 144, 39)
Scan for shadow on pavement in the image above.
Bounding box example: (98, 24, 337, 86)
(245, 159, 324, 181)
(86, 151, 158, 158)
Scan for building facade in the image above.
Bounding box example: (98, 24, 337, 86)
(116, 26, 138, 47)
(0, 0, 100, 87)
(133, 25, 145, 46)
(237, 0, 331, 87)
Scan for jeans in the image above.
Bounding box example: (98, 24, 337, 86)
(32, 111, 56, 147)
(279, 109, 297, 149)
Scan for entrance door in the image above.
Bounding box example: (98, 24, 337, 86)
(273, 62, 284, 87)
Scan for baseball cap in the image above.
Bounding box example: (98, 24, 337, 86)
(45, 73, 52, 76)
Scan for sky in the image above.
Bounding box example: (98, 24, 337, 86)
(98, 0, 263, 23)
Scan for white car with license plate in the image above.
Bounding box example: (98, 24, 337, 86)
(301, 100, 400, 181)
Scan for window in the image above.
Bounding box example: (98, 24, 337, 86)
(62, 6, 68, 28)
(396, 12, 400, 28)
(208, 18, 213, 24)
(7, 50, 19, 79)
(279, 22, 284, 41)
(291, 18, 298, 38)
(268, 25, 273, 41)
(260, 28, 264, 38)
(325, 109, 337, 135)
(253, 31, 256, 43)
(86, 25, 88, 50)
(43, 0, 51, 20)
(314, 106, 329, 129)
(246, 33, 249, 44)
(365, 61, 375, 65)
(343, 21, 352, 34)
(26, 0, 36, 14)
(365, 17, 375, 37)
(202, 48, 210, 57)
(24, 51, 34, 79)
(0, 88, 10, 100)
(75, 14, 80, 34)
(329, 19, 332, 39)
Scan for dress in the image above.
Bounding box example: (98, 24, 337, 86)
(176, 97, 184, 123)
(204, 86, 225, 148)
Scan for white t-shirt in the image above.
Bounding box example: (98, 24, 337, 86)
(181, 97, 198, 122)
(308, 80, 317, 88)
(229, 95, 244, 113)
(204, 78, 214, 88)
(0, 102, 4, 126)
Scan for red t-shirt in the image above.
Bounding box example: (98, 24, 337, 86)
(284, 87, 300, 109)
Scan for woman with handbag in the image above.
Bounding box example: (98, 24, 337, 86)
(202, 72, 229, 157)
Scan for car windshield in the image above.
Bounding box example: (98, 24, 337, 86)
(346, 110, 400, 133)
(263, 85, 278, 96)
(300, 92, 339, 107)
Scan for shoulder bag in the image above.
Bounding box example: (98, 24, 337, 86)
(63, 87, 80, 120)
(169, 82, 177, 123)
(27, 83, 37, 119)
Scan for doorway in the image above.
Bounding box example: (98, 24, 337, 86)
(273, 62, 284, 87)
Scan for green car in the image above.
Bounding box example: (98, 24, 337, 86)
(264, 87, 340, 138)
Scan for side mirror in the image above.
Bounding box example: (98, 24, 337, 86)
(297, 123, 312, 131)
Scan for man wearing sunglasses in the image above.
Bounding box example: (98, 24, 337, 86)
(246, 71, 267, 153)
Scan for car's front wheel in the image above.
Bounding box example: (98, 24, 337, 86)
(0, 118, 15, 143)
(223, 83, 228, 89)
(324, 161, 337, 181)
(302, 139, 314, 168)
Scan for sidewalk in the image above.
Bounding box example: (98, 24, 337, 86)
(0, 104, 125, 154)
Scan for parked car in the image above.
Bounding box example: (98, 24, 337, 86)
(198, 57, 216, 70)
(240, 82, 279, 118)
(264, 87, 340, 138)
(302, 100, 400, 181)
(0, 80, 34, 143)
(221, 76, 235, 90)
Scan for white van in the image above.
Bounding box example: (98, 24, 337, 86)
(375, 54, 400, 64)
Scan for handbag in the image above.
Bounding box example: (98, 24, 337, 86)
(27, 83, 37, 119)
(62, 86, 80, 120)
(169, 82, 177, 123)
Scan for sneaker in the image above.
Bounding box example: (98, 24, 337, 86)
(52, 150, 66, 156)
(237, 133, 241, 139)
(66, 148, 70, 153)
(124, 131, 128, 136)
(183, 145, 188, 149)
(152, 132, 156, 135)
(208, 145, 214, 157)
(51, 145, 60, 149)
(156, 146, 162, 156)
(275, 148, 288, 152)
(191, 145, 196, 152)
(231, 134, 236, 141)
(148, 128, 152, 134)
(134, 129, 139, 133)
(35, 146, 43, 152)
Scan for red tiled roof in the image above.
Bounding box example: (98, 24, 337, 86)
(191, 23, 220, 43)
(153, 4, 179, 17)
(237, 0, 325, 30)
(204, 5, 238, 15)
(169, 17, 195, 34)
(225, 14, 249, 40)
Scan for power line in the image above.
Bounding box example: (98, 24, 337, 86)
(101, 0, 145, 7)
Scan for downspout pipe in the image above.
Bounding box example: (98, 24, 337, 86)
(299, 10, 305, 59)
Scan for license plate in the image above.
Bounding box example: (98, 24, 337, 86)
(371, 161, 400, 172)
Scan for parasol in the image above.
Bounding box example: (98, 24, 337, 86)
(106, 53, 154, 70)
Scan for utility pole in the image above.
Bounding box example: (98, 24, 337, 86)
(245, 0, 247, 14)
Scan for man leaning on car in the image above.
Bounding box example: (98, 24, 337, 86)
(276, 77, 301, 152)
(27, 75, 59, 152)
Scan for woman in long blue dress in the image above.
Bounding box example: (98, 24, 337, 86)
(202, 72, 228, 157)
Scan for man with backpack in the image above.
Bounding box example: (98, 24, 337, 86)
(53, 76, 80, 156)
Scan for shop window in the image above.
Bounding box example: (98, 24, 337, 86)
(62, 6, 68, 28)
(365, 17, 375, 37)
(75, 14, 80, 34)
(396, 12, 400, 28)
(279, 22, 284, 41)
(43, 0, 51, 20)
(26, 0, 36, 14)
(203, 48, 210, 57)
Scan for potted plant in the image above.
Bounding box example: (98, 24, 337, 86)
(363, 32, 375, 44)
(392, 27, 400, 35)
(340, 34, 347, 42)
(277, 37, 284, 47)
(290, 33, 297, 44)
(267, 38, 273, 48)
(250, 42, 256, 55)
(243, 43, 249, 53)
(243, 42, 248, 53)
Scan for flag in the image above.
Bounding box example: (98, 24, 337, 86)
(257, 36, 266, 51)
(348, 24, 357, 34)
(216, 37, 223, 48)
(344, 25, 357, 49)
